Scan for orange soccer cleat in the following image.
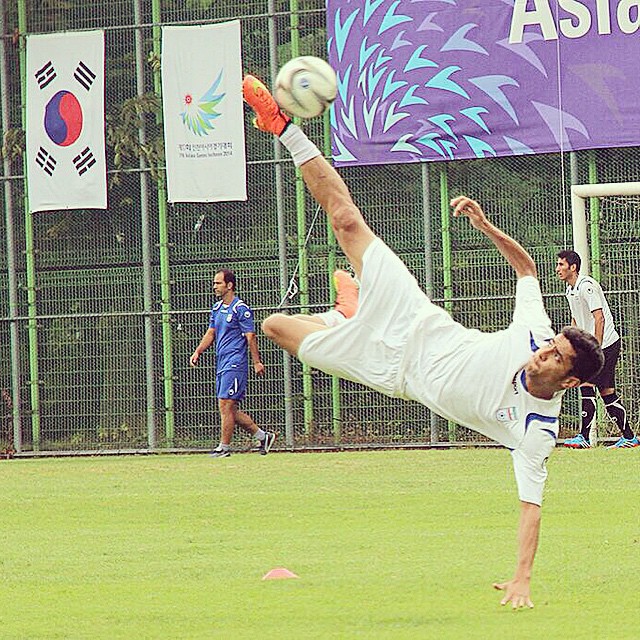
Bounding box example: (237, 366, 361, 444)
(242, 74, 291, 136)
(333, 270, 359, 319)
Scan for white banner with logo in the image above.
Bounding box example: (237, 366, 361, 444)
(162, 21, 246, 203)
(26, 30, 106, 213)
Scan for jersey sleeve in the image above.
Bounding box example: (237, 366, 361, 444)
(581, 280, 604, 313)
(208, 307, 217, 329)
(510, 416, 558, 505)
(236, 303, 255, 334)
(511, 276, 553, 340)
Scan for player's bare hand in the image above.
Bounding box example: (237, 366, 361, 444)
(254, 362, 265, 376)
(450, 196, 488, 229)
(189, 352, 200, 367)
(493, 579, 534, 610)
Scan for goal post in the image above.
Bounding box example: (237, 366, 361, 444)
(571, 181, 640, 276)
(569, 181, 640, 446)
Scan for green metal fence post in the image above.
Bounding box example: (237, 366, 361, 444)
(134, 0, 158, 449)
(18, 0, 41, 450)
(439, 165, 452, 315)
(587, 150, 604, 443)
(267, 0, 295, 447)
(421, 163, 438, 444)
(152, 0, 175, 446)
(588, 150, 602, 280)
(289, 0, 314, 436)
(0, 5, 24, 453)
(439, 165, 456, 441)
(323, 109, 341, 444)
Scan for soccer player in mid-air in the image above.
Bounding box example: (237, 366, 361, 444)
(242, 74, 604, 608)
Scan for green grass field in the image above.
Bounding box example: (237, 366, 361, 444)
(1, 448, 637, 639)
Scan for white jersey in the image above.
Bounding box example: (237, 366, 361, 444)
(399, 277, 561, 506)
(565, 275, 619, 349)
(298, 239, 561, 506)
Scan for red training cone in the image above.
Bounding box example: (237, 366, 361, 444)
(262, 567, 299, 580)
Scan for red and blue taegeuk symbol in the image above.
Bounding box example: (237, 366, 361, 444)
(44, 90, 83, 147)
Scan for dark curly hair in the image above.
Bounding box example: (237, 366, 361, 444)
(557, 249, 581, 272)
(561, 326, 604, 382)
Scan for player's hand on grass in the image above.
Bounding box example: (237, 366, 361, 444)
(492, 578, 534, 610)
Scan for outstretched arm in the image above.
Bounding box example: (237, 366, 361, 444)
(451, 196, 536, 279)
(493, 501, 540, 609)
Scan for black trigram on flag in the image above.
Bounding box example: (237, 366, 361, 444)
(35, 61, 56, 90)
(74, 61, 96, 91)
(35, 147, 57, 176)
(73, 147, 96, 176)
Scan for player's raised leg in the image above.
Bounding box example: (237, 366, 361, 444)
(262, 269, 360, 355)
(261, 312, 324, 356)
(298, 157, 375, 276)
(292, 270, 359, 326)
(242, 74, 375, 276)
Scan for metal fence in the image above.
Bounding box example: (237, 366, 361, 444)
(1, 1, 639, 455)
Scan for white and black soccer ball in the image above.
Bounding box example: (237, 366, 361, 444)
(274, 56, 337, 119)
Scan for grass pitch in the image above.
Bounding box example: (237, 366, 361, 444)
(0, 448, 637, 639)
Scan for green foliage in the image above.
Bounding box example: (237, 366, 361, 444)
(0, 128, 25, 162)
(105, 92, 165, 183)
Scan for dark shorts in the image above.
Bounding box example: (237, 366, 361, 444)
(590, 339, 620, 390)
(216, 366, 247, 401)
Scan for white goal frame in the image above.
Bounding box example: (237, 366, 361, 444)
(570, 181, 640, 446)
(571, 181, 640, 275)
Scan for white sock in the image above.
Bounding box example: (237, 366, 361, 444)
(255, 428, 266, 441)
(279, 124, 321, 167)
(314, 309, 348, 327)
(217, 443, 230, 451)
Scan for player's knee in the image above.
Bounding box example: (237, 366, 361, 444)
(262, 313, 287, 341)
(218, 399, 237, 418)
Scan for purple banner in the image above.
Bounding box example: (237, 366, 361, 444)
(327, 0, 640, 166)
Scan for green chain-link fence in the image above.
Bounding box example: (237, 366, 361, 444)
(1, 1, 639, 454)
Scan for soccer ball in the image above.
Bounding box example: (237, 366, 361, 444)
(274, 56, 337, 119)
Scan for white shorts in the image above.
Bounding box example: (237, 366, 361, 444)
(297, 238, 440, 396)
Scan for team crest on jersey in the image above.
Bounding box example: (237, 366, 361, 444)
(496, 406, 518, 422)
(226, 314, 232, 322)
(244, 310, 251, 318)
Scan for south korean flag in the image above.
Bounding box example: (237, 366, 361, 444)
(26, 30, 106, 213)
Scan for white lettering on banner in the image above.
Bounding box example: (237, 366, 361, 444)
(509, 0, 640, 44)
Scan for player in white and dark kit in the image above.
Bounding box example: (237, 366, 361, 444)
(190, 269, 276, 457)
(556, 250, 638, 448)
(243, 74, 604, 609)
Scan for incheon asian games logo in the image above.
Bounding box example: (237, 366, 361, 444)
(180, 69, 226, 137)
